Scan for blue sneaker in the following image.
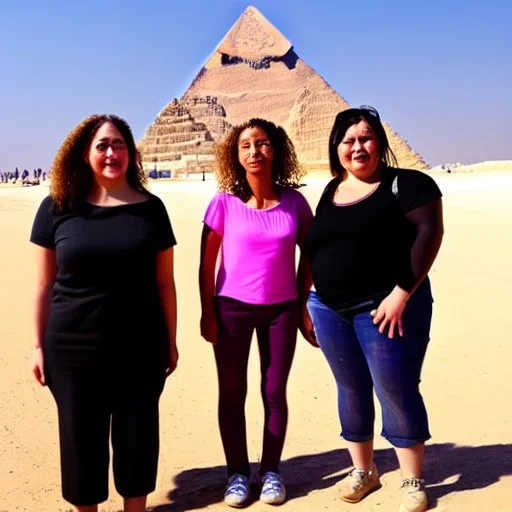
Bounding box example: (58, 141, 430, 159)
(224, 473, 250, 508)
(260, 471, 286, 505)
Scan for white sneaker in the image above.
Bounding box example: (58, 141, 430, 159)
(260, 471, 286, 505)
(224, 473, 250, 508)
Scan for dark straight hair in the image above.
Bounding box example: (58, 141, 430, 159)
(328, 106, 398, 177)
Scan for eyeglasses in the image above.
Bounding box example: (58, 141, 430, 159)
(94, 141, 127, 153)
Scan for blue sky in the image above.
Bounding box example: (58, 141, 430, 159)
(0, 0, 510, 169)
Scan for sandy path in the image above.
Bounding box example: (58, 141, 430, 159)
(0, 174, 510, 512)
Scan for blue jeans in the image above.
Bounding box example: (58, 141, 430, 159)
(307, 280, 433, 448)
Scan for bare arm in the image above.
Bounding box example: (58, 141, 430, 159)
(296, 220, 318, 347)
(399, 197, 445, 295)
(199, 225, 222, 312)
(199, 224, 222, 343)
(34, 246, 56, 349)
(372, 198, 444, 338)
(33, 246, 56, 385)
(156, 248, 178, 374)
(296, 219, 313, 304)
(297, 254, 313, 304)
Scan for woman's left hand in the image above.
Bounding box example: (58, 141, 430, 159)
(166, 344, 179, 376)
(370, 287, 410, 339)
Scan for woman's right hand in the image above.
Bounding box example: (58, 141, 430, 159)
(32, 347, 46, 386)
(299, 304, 319, 347)
(200, 312, 218, 345)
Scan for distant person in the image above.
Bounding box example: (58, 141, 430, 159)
(30, 114, 178, 512)
(199, 118, 314, 507)
(302, 106, 444, 512)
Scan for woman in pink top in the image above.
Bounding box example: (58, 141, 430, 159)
(199, 118, 314, 507)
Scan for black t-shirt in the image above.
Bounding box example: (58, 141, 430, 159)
(303, 168, 442, 309)
(30, 194, 176, 368)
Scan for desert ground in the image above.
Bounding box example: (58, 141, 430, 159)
(1, 168, 511, 511)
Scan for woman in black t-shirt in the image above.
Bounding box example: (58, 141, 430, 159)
(30, 114, 178, 512)
(302, 107, 443, 512)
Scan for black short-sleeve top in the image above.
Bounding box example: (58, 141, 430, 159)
(30, 194, 176, 357)
(303, 168, 442, 309)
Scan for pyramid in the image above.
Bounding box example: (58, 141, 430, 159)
(140, 6, 428, 174)
(138, 97, 230, 177)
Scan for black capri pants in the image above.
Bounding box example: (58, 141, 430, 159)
(45, 347, 166, 507)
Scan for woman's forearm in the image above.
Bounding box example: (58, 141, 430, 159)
(158, 282, 177, 347)
(411, 226, 443, 288)
(199, 226, 221, 315)
(199, 263, 216, 314)
(297, 254, 313, 303)
(34, 285, 52, 349)
(397, 228, 443, 295)
(398, 200, 444, 295)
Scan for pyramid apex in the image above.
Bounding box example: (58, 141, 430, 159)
(216, 5, 291, 60)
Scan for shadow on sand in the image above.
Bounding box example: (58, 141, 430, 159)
(150, 443, 512, 511)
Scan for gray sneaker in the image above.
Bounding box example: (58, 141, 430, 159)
(338, 465, 381, 503)
(399, 477, 428, 512)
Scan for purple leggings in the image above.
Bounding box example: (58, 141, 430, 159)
(214, 297, 298, 477)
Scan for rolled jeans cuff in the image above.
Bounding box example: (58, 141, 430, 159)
(340, 431, 374, 443)
(382, 431, 431, 448)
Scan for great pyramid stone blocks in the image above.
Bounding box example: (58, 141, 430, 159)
(139, 6, 428, 175)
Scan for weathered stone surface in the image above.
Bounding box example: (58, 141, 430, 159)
(140, 5, 428, 174)
(138, 96, 229, 174)
(217, 5, 291, 60)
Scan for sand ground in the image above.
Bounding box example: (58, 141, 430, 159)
(0, 172, 511, 512)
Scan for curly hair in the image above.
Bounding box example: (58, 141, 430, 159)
(49, 114, 148, 210)
(215, 118, 306, 202)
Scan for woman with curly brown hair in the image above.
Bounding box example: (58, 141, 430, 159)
(30, 114, 178, 512)
(199, 118, 314, 507)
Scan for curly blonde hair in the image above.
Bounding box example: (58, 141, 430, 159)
(215, 118, 306, 202)
(49, 114, 148, 210)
